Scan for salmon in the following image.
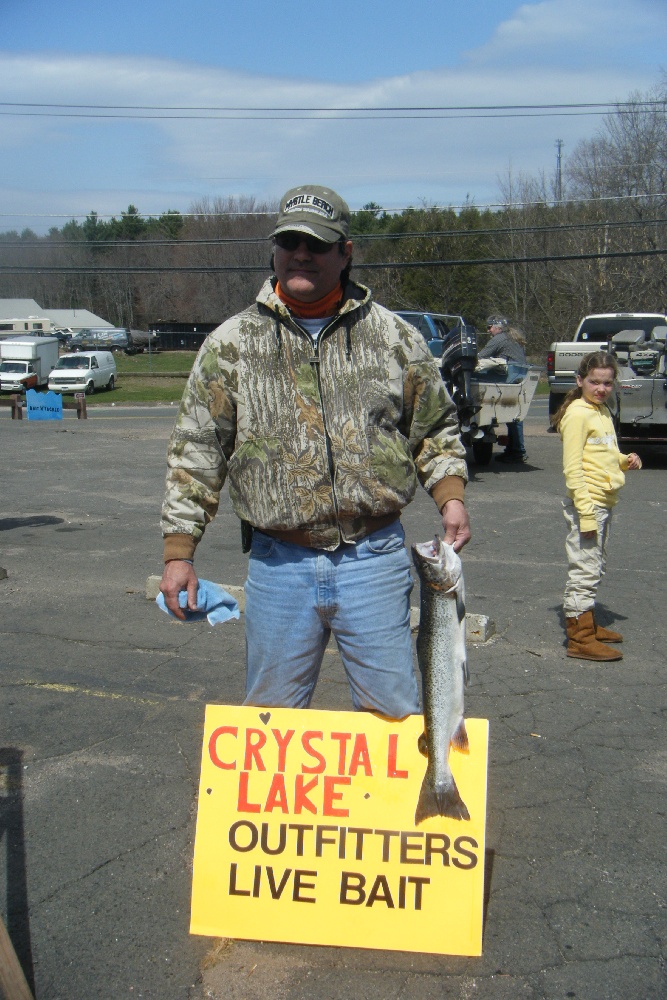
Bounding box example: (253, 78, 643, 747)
(411, 536, 470, 823)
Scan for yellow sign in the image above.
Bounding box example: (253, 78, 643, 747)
(190, 706, 488, 956)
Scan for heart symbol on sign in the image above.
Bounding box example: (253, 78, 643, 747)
(259, 712, 271, 724)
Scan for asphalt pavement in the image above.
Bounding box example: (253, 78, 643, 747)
(0, 397, 664, 1000)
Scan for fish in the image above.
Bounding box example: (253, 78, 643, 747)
(411, 535, 470, 824)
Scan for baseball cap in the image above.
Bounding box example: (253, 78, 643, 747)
(271, 185, 350, 243)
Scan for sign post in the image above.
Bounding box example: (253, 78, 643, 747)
(191, 706, 488, 956)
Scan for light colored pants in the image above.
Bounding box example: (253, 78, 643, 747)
(562, 498, 612, 616)
(243, 520, 420, 718)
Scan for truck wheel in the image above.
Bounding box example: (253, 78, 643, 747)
(106, 375, 115, 391)
(472, 440, 493, 465)
(85, 381, 95, 395)
(548, 392, 561, 417)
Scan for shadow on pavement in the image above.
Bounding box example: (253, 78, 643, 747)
(0, 747, 36, 995)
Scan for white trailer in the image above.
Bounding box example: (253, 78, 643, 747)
(0, 336, 60, 392)
(0, 316, 55, 338)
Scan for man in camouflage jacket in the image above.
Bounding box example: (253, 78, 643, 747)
(160, 184, 470, 718)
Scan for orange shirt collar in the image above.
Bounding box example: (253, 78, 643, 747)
(275, 281, 343, 319)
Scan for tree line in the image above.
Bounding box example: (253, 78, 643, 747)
(1, 78, 665, 357)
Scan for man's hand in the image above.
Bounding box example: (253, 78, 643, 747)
(160, 560, 199, 620)
(441, 499, 471, 552)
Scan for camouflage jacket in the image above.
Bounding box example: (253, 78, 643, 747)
(162, 278, 468, 557)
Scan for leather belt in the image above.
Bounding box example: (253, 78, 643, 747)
(260, 513, 399, 549)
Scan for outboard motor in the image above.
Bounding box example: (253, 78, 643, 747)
(440, 323, 479, 428)
(611, 328, 662, 376)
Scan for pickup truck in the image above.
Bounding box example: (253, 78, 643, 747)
(0, 336, 60, 393)
(395, 311, 539, 464)
(546, 313, 667, 417)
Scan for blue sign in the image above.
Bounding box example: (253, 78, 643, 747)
(26, 388, 63, 421)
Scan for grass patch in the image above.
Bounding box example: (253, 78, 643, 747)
(113, 350, 197, 374)
(86, 377, 186, 404)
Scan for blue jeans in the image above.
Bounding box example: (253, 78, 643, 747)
(243, 521, 420, 718)
(506, 420, 526, 455)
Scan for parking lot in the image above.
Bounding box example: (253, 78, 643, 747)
(0, 398, 665, 999)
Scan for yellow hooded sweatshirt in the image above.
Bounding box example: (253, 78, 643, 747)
(559, 398, 629, 533)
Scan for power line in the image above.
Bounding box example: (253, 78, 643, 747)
(2, 99, 665, 113)
(1, 109, 660, 122)
(1, 246, 665, 275)
(2, 215, 666, 250)
(2, 190, 667, 225)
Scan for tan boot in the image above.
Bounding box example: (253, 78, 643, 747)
(593, 614, 623, 643)
(566, 610, 623, 662)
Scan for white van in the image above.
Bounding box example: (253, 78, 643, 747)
(48, 351, 117, 394)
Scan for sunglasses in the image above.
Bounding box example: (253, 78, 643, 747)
(274, 232, 340, 255)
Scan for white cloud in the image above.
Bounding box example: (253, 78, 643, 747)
(466, 0, 667, 66)
(0, 0, 664, 230)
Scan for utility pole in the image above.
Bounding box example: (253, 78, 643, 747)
(555, 139, 564, 203)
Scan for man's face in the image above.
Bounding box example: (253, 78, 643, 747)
(273, 233, 353, 302)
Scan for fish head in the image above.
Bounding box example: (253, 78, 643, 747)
(411, 535, 462, 593)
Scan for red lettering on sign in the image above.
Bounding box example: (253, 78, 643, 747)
(323, 776, 351, 817)
(294, 774, 319, 814)
(301, 731, 326, 774)
(244, 728, 267, 771)
(331, 732, 352, 775)
(237, 771, 261, 813)
(387, 733, 409, 778)
(271, 728, 295, 772)
(208, 726, 238, 769)
(348, 734, 373, 777)
(264, 773, 290, 814)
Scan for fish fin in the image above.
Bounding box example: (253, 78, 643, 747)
(462, 656, 470, 687)
(456, 590, 466, 624)
(415, 774, 470, 824)
(451, 718, 470, 754)
(417, 732, 428, 758)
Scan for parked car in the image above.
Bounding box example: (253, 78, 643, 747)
(68, 328, 128, 353)
(48, 351, 117, 394)
(67, 327, 158, 355)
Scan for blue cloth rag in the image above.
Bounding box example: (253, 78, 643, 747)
(156, 579, 240, 626)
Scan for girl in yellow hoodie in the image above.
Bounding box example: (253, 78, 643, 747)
(553, 352, 642, 661)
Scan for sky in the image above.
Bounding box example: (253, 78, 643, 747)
(1, 0, 666, 234)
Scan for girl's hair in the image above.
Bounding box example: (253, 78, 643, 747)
(507, 324, 526, 347)
(551, 351, 619, 430)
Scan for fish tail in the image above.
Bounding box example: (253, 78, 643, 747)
(415, 773, 470, 824)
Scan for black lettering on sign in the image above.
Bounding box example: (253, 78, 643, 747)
(229, 863, 319, 902)
(292, 869, 318, 903)
(266, 866, 292, 899)
(347, 827, 372, 861)
(425, 833, 450, 866)
(229, 820, 258, 852)
(339, 872, 431, 910)
(453, 836, 478, 869)
(400, 831, 425, 865)
(229, 862, 251, 896)
(339, 871, 365, 905)
(374, 829, 400, 862)
(260, 822, 287, 855)
(288, 822, 314, 856)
